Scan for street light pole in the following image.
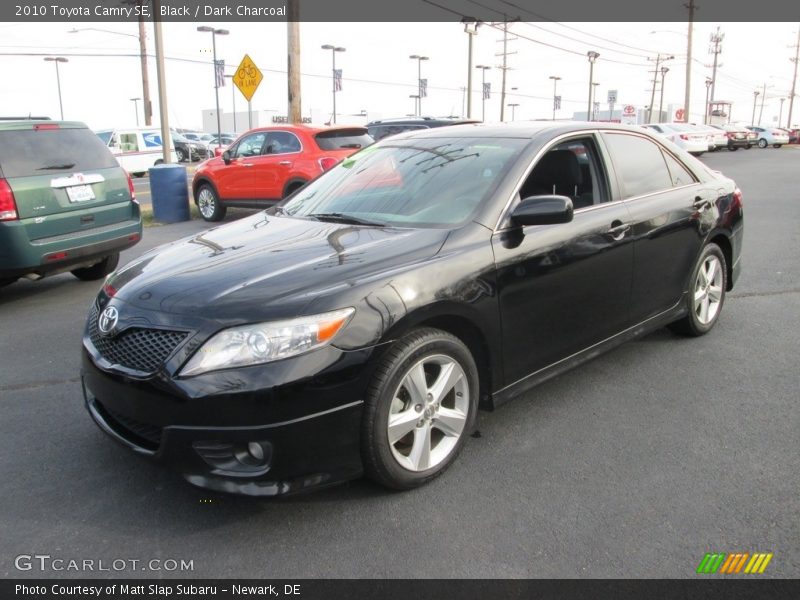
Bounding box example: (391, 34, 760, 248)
(779, 97, 786, 125)
(463, 18, 479, 120)
(592, 82, 600, 120)
(476, 65, 491, 121)
(130, 97, 140, 126)
(586, 51, 600, 121)
(43, 57, 68, 120)
(507, 103, 519, 121)
(549, 75, 561, 120)
(322, 45, 346, 124)
(704, 78, 713, 124)
(658, 67, 669, 123)
(409, 55, 429, 116)
(752, 90, 760, 126)
(197, 26, 229, 150)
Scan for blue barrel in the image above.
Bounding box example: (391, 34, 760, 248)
(149, 163, 190, 223)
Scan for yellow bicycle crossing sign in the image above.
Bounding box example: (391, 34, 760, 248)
(233, 54, 263, 102)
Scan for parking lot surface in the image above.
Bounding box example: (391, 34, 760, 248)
(1, 148, 798, 578)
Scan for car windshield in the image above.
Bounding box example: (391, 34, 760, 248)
(280, 136, 528, 228)
(172, 132, 188, 142)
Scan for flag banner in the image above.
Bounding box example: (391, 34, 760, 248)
(420, 78, 428, 98)
(483, 82, 491, 100)
(334, 69, 343, 92)
(215, 59, 225, 87)
(554, 95, 561, 110)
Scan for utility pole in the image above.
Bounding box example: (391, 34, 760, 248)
(587, 51, 600, 121)
(152, 0, 171, 164)
(683, 0, 695, 124)
(549, 75, 561, 120)
(708, 27, 724, 122)
(135, 1, 152, 125)
(463, 18, 479, 120)
(788, 27, 800, 128)
(494, 19, 518, 122)
(751, 90, 759, 127)
(779, 97, 785, 124)
(287, 0, 301, 124)
(658, 67, 669, 123)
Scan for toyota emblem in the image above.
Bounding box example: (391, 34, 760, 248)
(98, 306, 119, 336)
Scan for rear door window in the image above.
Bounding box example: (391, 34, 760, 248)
(264, 131, 302, 154)
(0, 127, 119, 178)
(315, 129, 374, 150)
(602, 133, 673, 199)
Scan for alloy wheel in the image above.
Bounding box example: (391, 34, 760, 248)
(693, 255, 724, 325)
(387, 354, 469, 472)
(197, 187, 216, 219)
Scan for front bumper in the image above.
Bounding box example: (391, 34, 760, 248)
(81, 339, 374, 495)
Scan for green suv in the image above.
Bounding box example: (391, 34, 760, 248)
(0, 120, 142, 286)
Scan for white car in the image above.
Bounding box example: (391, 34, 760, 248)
(746, 126, 790, 148)
(688, 123, 728, 151)
(641, 123, 708, 156)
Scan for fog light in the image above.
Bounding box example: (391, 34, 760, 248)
(247, 442, 265, 462)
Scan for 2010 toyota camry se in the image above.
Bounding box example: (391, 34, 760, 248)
(81, 122, 743, 495)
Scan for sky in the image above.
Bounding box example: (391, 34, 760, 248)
(1, 20, 798, 131)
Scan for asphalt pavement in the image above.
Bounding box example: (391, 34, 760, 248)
(1, 147, 798, 579)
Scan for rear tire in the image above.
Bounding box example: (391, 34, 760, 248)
(71, 254, 120, 281)
(196, 183, 226, 222)
(176, 148, 187, 162)
(282, 180, 308, 199)
(361, 327, 479, 490)
(669, 243, 727, 337)
(727, 144, 738, 152)
(773, 144, 782, 148)
(758, 139, 768, 149)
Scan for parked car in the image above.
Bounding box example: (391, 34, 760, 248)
(641, 123, 707, 155)
(688, 123, 728, 151)
(95, 127, 178, 176)
(786, 128, 800, 144)
(192, 125, 374, 221)
(0, 120, 142, 287)
(81, 122, 743, 495)
(746, 126, 790, 148)
(712, 124, 750, 150)
(172, 131, 210, 162)
(367, 117, 479, 141)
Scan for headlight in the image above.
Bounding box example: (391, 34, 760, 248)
(180, 308, 354, 377)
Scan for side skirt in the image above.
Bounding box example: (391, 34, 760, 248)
(487, 299, 687, 410)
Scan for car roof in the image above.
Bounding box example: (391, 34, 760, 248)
(367, 117, 480, 127)
(241, 124, 368, 135)
(381, 120, 659, 141)
(0, 120, 87, 131)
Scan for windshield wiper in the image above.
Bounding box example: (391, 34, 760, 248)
(37, 163, 75, 170)
(308, 212, 385, 227)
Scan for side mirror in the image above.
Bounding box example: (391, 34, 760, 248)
(222, 150, 231, 164)
(511, 195, 574, 227)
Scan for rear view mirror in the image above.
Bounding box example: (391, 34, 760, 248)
(222, 150, 231, 164)
(511, 195, 574, 226)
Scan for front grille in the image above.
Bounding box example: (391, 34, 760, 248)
(88, 303, 188, 374)
(94, 400, 162, 450)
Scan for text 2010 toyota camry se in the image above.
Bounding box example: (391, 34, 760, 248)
(81, 123, 743, 495)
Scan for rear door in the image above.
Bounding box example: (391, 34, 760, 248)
(249, 131, 303, 200)
(215, 131, 266, 200)
(0, 123, 133, 241)
(601, 131, 708, 323)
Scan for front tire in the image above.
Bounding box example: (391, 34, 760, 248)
(176, 148, 187, 162)
(361, 327, 479, 490)
(71, 253, 120, 281)
(669, 243, 727, 337)
(196, 183, 226, 222)
(758, 139, 768, 149)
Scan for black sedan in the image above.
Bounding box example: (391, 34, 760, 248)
(81, 123, 743, 495)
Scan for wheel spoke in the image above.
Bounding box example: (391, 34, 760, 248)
(694, 288, 706, 303)
(429, 361, 463, 405)
(433, 407, 467, 438)
(402, 362, 429, 405)
(697, 266, 708, 288)
(388, 409, 420, 445)
(705, 259, 717, 284)
(699, 296, 710, 323)
(408, 424, 432, 470)
(708, 285, 723, 302)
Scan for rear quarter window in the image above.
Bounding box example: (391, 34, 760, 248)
(0, 127, 119, 178)
(315, 129, 374, 151)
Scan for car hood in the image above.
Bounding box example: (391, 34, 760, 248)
(107, 213, 449, 320)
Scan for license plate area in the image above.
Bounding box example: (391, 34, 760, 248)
(67, 185, 96, 203)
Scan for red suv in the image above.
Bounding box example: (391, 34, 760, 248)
(192, 125, 373, 221)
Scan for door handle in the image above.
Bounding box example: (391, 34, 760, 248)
(242, 163, 254, 167)
(279, 160, 292, 166)
(693, 196, 711, 210)
(607, 221, 630, 240)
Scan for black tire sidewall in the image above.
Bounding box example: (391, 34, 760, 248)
(363, 329, 479, 489)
